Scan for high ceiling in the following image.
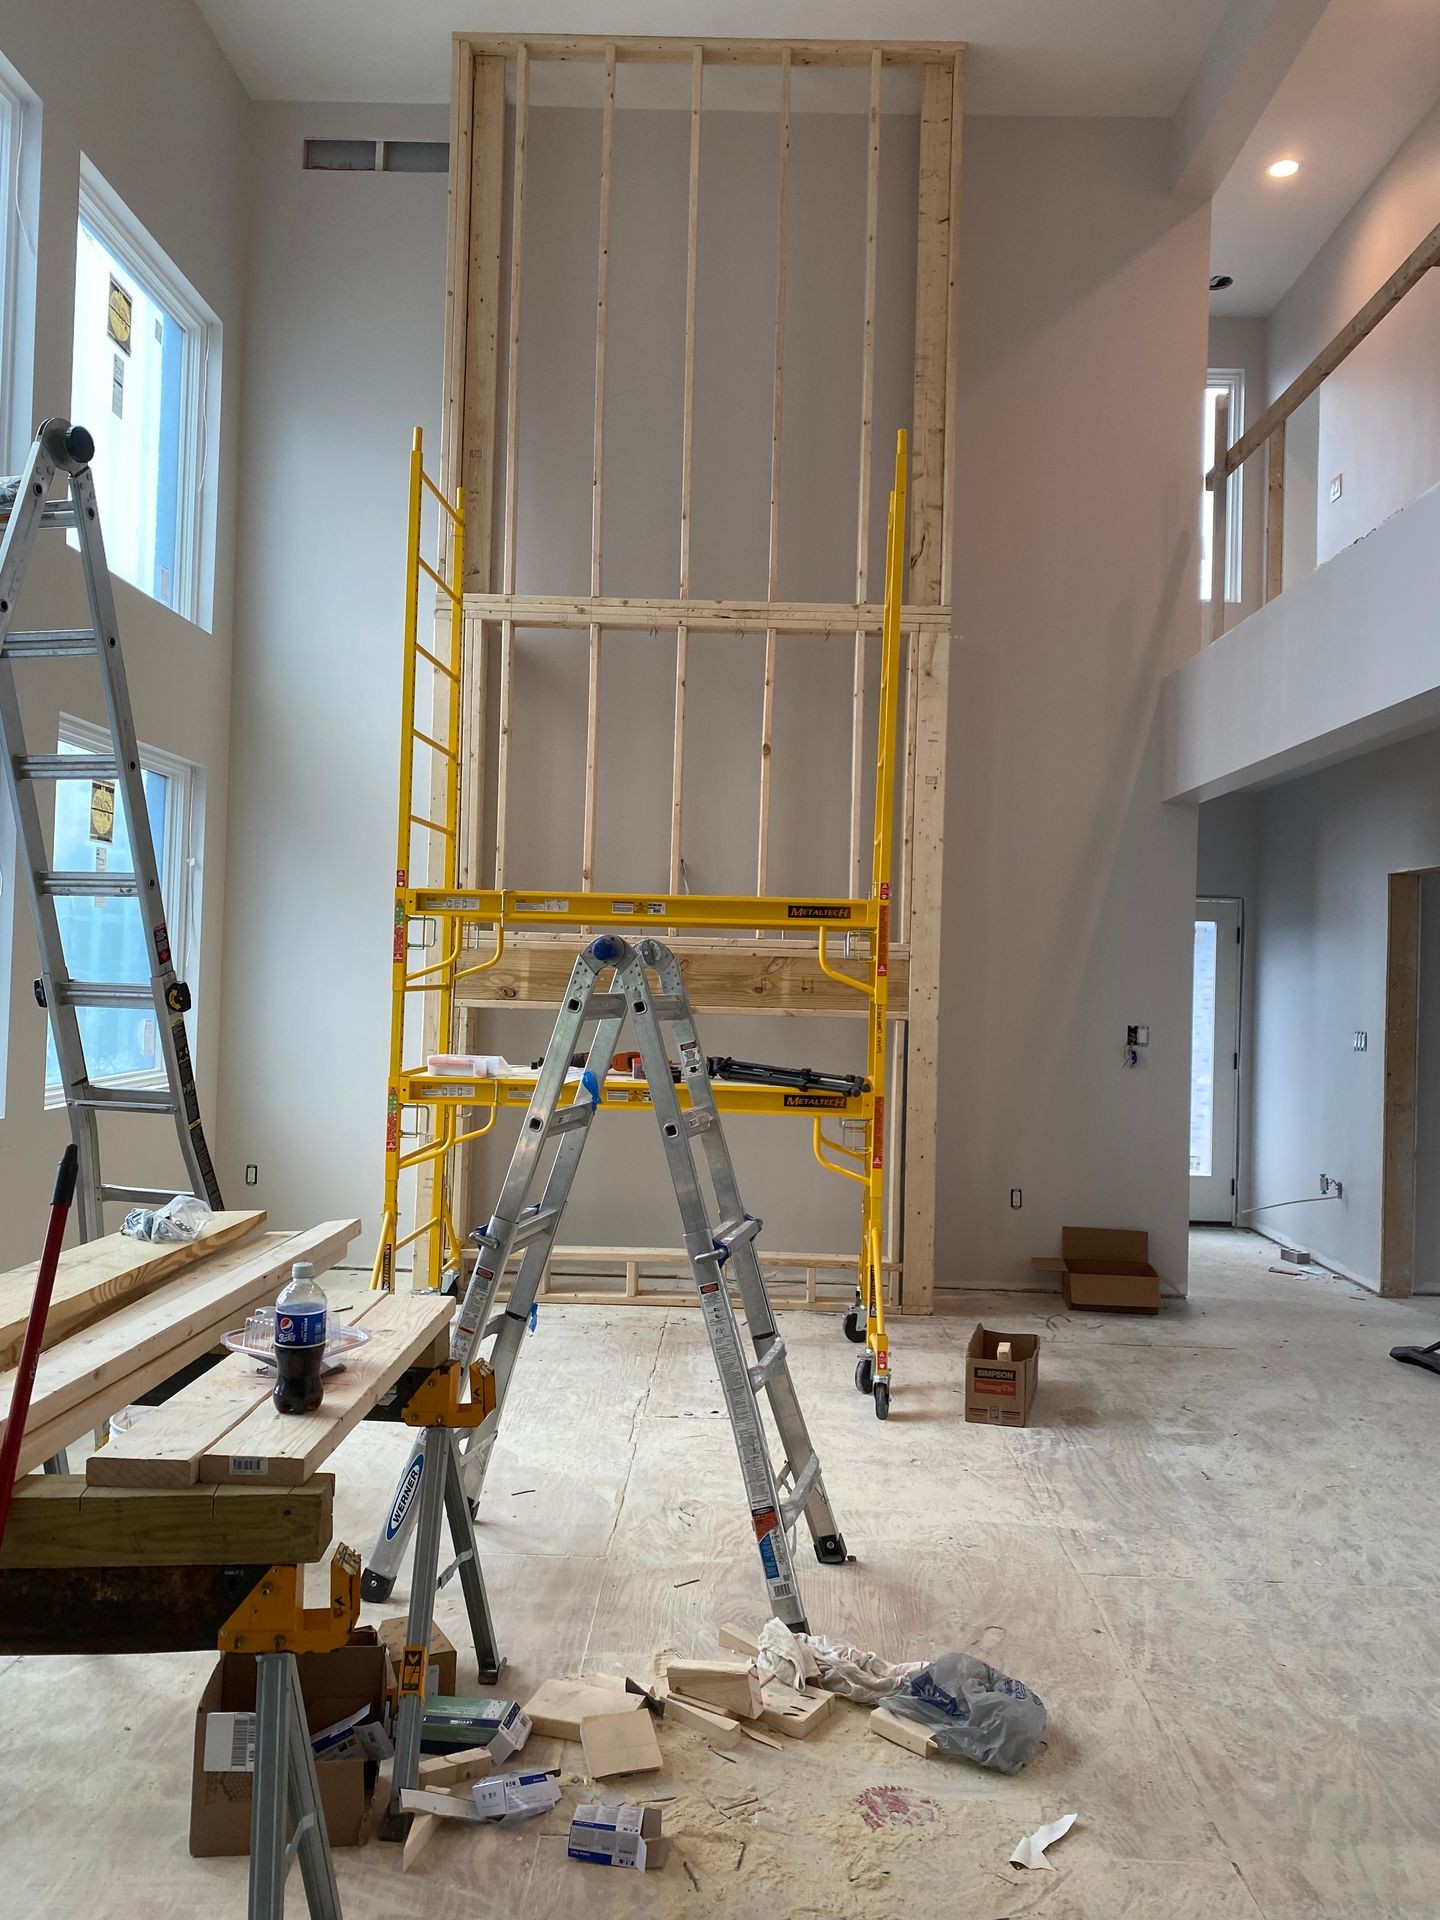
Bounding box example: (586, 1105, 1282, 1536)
(191, 0, 1229, 116)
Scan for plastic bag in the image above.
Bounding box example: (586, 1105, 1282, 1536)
(757, 1618, 924, 1704)
(884, 1652, 1046, 1774)
(121, 1194, 212, 1244)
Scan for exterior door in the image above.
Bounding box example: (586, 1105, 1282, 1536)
(1190, 899, 1242, 1222)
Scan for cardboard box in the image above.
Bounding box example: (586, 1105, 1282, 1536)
(378, 1615, 457, 1698)
(964, 1325, 1039, 1426)
(190, 1630, 387, 1856)
(568, 1802, 666, 1870)
(421, 1695, 531, 1763)
(1032, 1227, 1163, 1313)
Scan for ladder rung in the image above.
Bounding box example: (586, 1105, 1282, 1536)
(40, 505, 78, 529)
(39, 872, 139, 897)
(17, 753, 118, 781)
(546, 1104, 593, 1138)
(585, 994, 626, 1018)
(2, 628, 97, 659)
(512, 1207, 560, 1249)
(649, 997, 686, 1020)
(779, 1454, 821, 1531)
(748, 1339, 787, 1392)
(716, 1215, 762, 1249)
(99, 1184, 185, 1207)
(56, 980, 154, 1008)
(69, 1086, 176, 1113)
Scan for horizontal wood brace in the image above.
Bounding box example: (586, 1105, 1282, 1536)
(462, 592, 951, 634)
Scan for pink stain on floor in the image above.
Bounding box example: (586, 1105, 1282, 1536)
(856, 1785, 940, 1832)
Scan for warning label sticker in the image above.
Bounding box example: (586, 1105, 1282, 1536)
(399, 1645, 427, 1697)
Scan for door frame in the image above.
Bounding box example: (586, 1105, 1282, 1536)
(1191, 895, 1244, 1226)
(1380, 868, 1431, 1299)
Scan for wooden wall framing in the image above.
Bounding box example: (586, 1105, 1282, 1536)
(437, 32, 963, 1312)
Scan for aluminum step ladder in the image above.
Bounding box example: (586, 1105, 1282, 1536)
(0, 418, 221, 1241)
(364, 933, 850, 1629)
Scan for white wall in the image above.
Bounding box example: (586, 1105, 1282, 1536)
(0, 0, 248, 1264)
(940, 117, 1208, 1293)
(215, 103, 448, 1253)
(1247, 730, 1440, 1289)
(1269, 91, 1440, 572)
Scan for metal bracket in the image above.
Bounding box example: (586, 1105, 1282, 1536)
(218, 1544, 361, 1655)
(401, 1360, 497, 1429)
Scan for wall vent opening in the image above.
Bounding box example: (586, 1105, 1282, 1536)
(382, 140, 449, 174)
(303, 138, 377, 172)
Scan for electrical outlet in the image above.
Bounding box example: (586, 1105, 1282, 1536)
(1010, 1188, 1023, 1209)
(1320, 1174, 1344, 1199)
(1329, 473, 1343, 502)
(244, 1163, 258, 1186)
(1126, 1023, 1150, 1047)
(1353, 1030, 1368, 1052)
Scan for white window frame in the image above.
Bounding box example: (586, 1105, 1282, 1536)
(1201, 367, 1245, 606)
(0, 53, 38, 493)
(75, 156, 220, 629)
(43, 715, 199, 1107)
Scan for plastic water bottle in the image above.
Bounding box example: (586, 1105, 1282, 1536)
(272, 1261, 327, 1414)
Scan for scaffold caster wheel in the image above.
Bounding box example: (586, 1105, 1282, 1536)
(873, 1381, 891, 1421)
(842, 1307, 865, 1344)
(854, 1353, 874, 1396)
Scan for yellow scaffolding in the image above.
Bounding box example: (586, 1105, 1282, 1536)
(374, 427, 908, 1395)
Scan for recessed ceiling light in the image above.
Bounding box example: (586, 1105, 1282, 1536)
(1267, 158, 1301, 179)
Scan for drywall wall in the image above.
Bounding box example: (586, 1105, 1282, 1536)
(0, 0, 247, 1266)
(940, 117, 1208, 1293)
(1268, 91, 1440, 574)
(1208, 314, 1267, 623)
(215, 103, 448, 1253)
(1161, 476, 1440, 803)
(1247, 729, 1440, 1289)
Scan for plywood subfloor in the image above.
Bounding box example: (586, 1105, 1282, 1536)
(3, 1230, 1439, 1918)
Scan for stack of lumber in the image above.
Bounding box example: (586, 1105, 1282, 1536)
(0, 1218, 360, 1477)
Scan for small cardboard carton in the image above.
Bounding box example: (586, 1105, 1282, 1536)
(378, 1615, 457, 1698)
(964, 1325, 1039, 1426)
(421, 1695, 531, 1762)
(568, 1802, 667, 1870)
(1033, 1227, 1163, 1313)
(190, 1629, 387, 1856)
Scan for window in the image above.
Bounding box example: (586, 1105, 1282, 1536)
(1200, 368, 1244, 605)
(71, 159, 219, 626)
(44, 718, 198, 1105)
(0, 50, 38, 473)
(1189, 918, 1218, 1178)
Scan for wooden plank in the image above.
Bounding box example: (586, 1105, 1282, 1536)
(418, 1747, 494, 1788)
(465, 592, 950, 634)
(0, 1209, 267, 1372)
(939, 53, 964, 609)
(717, 1622, 761, 1656)
(580, 1707, 662, 1777)
(671, 47, 703, 895)
(909, 63, 951, 613)
(452, 935, 909, 1015)
(849, 48, 882, 897)
(665, 1659, 762, 1719)
(0, 1222, 357, 1456)
(759, 1679, 835, 1739)
(524, 1674, 642, 1741)
(870, 1704, 937, 1756)
(582, 46, 617, 895)
(457, 36, 966, 67)
(86, 1290, 391, 1487)
(199, 1290, 454, 1485)
(757, 48, 791, 899)
(902, 625, 946, 1316)
(1215, 217, 1440, 481)
(0, 1474, 334, 1569)
(493, 42, 530, 889)
(1381, 870, 1422, 1298)
(661, 1691, 741, 1746)
(439, 36, 474, 512)
(1265, 419, 1286, 603)
(459, 56, 507, 591)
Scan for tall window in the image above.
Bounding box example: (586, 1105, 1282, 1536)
(44, 718, 198, 1104)
(1200, 368, 1244, 605)
(71, 159, 219, 626)
(0, 51, 37, 482)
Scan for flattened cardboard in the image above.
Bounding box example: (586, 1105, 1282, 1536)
(1032, 1226, 1163, 1313)
(189, 1630, 386, 1856)
(964, 1325, 1039, 1427)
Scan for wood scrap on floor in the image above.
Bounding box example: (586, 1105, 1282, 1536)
(870, 1705, 937, 1757)
(417, 1746, 493, 1788)
(717, 1622, 761, 1657)
(666, 1658, 763, 1720)
(758, 1679, 835, 1739)
(659, 1691, 742, 1748)
(523, 1674, 644, 1741)
(401, 1812, 441, 1874)
(580, 1707, 663, 1778)
(737, 1722, 784, 1750)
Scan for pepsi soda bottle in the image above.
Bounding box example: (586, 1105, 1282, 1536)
(272, 1261, 327, 1414)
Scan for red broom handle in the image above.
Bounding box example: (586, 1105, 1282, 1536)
(0, 1144, 80, 1552)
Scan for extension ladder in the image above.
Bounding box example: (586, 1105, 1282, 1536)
(0, 419, 221, 1241)
(364, 933, 851, 1626)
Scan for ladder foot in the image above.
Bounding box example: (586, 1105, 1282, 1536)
(475, 1656, 505, 1686)
(813, 1532, 849, 1566)
(360, 1567, 396, 1604)
(377, 1808, 411, 1845)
